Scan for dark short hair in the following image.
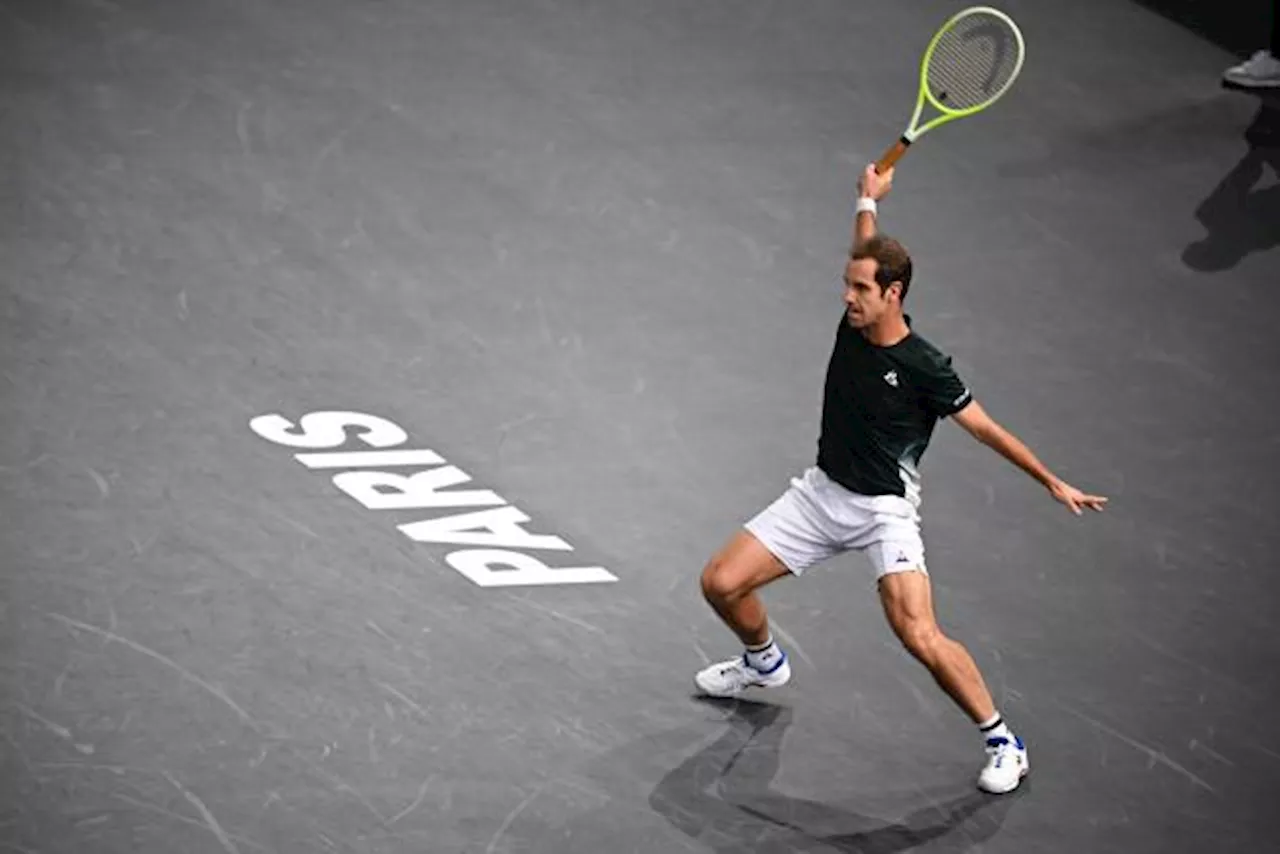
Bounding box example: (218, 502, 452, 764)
(851, 235, 912, 301)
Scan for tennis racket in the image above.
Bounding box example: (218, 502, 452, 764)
(876, 6, 1026, 173)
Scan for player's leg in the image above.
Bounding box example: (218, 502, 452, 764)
(876, 569, 996, 721)
(694, 468, 842, 697)
(694, 530, 794, 697)
(858, 496, 1028, 794)
(876, 566, 1028, 794)
(700, 528, 791, 647)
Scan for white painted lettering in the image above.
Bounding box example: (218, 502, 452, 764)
(333, 465, 505, 511)
(296, 449, 445, 469)
(249, 411, 408, 450)
(251, 409, 618, 586)
(399, 506, 572, 550)
(447, 549, 616, 587)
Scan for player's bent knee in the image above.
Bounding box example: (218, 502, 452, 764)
(699, 560, 728, 601)
(700, 533, 786, 603)
(700, 558, 748, 603)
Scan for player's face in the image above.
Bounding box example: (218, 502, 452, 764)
(842, 258, 897, 327)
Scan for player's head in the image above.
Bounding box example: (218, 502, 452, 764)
(844, 235, 912, 327)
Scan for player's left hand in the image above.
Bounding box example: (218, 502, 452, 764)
(1049, 480, 1108, 515)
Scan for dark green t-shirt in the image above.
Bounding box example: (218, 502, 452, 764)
(816, 313, 972, 503)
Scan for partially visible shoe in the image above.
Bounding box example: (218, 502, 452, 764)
(694, 652, 791, 697)
(977, 734, 1029, 794)
(1224, 50, 1280, 89)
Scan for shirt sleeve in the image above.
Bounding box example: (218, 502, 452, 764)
(917, 353, 973, 418)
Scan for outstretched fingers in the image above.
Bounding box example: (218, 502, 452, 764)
(1080, 494, 1109, 513)
(1068, 493, 1108, 515)
(1052, 481, 1108, 515)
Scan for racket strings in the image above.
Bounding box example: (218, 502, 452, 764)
(926, 15, 1021, 111)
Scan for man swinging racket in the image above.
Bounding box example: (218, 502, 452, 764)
(692, 162, 1108, 795)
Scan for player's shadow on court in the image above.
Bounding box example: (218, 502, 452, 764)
(1181, 106, 1280, 273)
(647, 698, 1020, 853)
(997, 94, 1279, 272)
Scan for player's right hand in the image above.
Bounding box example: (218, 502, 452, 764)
(858, 163, 893, 202)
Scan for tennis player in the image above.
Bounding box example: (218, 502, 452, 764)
(693, 163, 1108, 794)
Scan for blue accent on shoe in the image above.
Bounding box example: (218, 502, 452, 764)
(743, 649, 788, 675)
(985, 734, 1025, 751)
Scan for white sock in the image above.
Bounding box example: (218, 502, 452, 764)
(744, 637, 784, 672)
(978, 712, 1013, 744)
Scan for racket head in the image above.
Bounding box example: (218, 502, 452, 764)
(917, 6, 1025, 126)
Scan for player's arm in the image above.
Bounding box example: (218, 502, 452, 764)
(952, 400, 1108, 515)
(852, 164, 894, 251)
(854, 204, 877, 250)
(952, 401, 1057, 488)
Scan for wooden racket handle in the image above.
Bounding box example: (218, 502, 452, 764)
(875, 137, 911, 173)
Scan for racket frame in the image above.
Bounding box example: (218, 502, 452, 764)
(876, 5, 1025, 172)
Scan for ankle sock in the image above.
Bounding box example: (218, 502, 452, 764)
(978, 712, 1013, 744)
(744, 637, 784, 672)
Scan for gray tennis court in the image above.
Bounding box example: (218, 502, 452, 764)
(3, 0, 1278, 851)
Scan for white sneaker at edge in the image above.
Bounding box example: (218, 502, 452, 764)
(1224, 50, 1280, 88)
(694, 653, 791, 698)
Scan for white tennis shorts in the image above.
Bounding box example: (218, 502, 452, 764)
(744, 466, 927, 581)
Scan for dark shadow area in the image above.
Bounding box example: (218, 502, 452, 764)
(647, 698, 1022, 853)
(997, 94, 1255, 181)
(1183, 106, 1280, 271)
(1131, 0, 1273, 57)
(992, 80, 1278, 274)
(495, 697, 1028, 853)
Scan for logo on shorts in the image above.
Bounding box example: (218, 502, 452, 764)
(883, 370, 899, 388)
(895, 550, 911, 563)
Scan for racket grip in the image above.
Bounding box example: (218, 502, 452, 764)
(875, 137, 911, 173)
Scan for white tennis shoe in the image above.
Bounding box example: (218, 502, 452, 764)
(977, 733, 1029, 794)
(694, 652, 791, 697)
(1224, 50, 1280, 88)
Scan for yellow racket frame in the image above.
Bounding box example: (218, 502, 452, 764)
(876, 6, 1026, 173)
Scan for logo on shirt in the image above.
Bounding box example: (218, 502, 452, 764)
(883, 370, 899, 388)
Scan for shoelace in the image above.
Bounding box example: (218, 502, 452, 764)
(985, 736, 1014, 768)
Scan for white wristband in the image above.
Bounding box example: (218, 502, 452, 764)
(855, 197, 877, 216)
